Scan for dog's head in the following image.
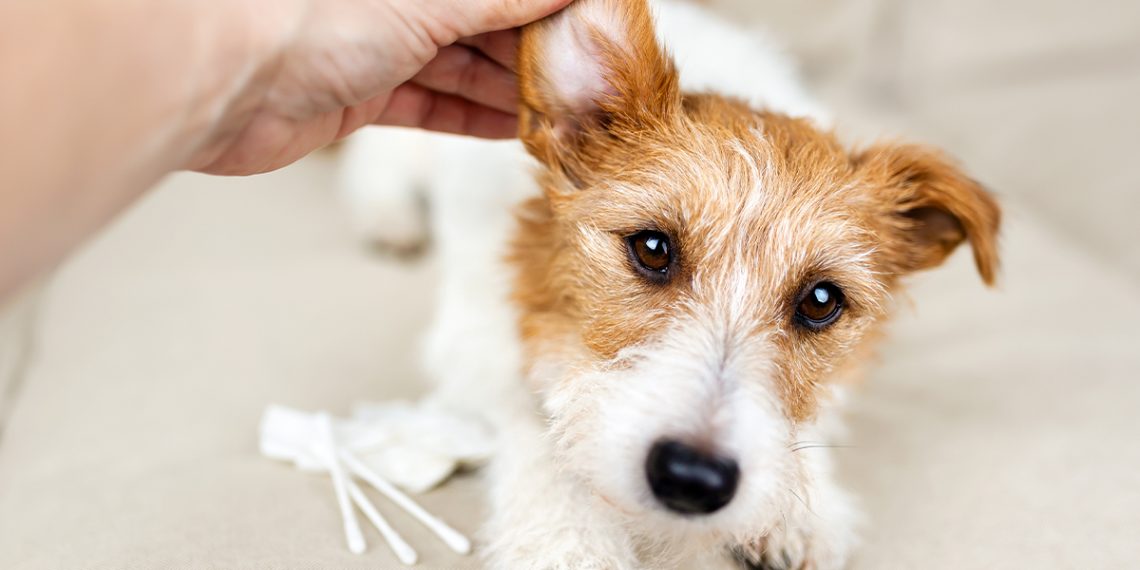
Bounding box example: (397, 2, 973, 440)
(511, 0, 999, 542)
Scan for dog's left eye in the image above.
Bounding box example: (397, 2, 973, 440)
(795, 281, 844, 330)
(626, 230, 673, 282)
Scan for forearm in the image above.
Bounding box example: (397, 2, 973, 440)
(0, 0, 573, 303)
(0, 0, 296, 300)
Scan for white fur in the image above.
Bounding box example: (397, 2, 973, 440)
(540, 1, 628, 114)
(338, 127, 432, 252)
(338, 2, 853, 568)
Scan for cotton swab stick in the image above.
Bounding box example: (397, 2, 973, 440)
(345, 478, 418, 565)
(316, 413, 366, 555)
(340, 449, 472, 555)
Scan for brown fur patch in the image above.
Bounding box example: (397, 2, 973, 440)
(510, 0, 1000, 421)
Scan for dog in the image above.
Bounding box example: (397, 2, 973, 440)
(339, 0, 1000, 568)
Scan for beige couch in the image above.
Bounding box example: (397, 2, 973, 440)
(2, 0, 1138, 568)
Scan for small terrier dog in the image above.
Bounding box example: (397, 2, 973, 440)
(340, 0, 1000, 568)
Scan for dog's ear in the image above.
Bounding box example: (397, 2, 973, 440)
(856, 144, 1001, 285)
(518, 0, 680, 170)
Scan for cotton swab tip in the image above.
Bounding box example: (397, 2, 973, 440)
(347, 478, 419, 565)
(340, 449, 473, 555)
(436, 525, 471, 554)
(393, 539, 419, 565)
(347, 530, 366, 555)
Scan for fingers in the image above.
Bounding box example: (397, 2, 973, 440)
(410, 45, 518, 114)
(373, 83, 518, 139)
(454, 0, 574, 36)
(458, 29, 521, 71)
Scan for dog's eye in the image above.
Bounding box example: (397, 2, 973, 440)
(795, 282, 844, 330)
(626, 230, 672, 282)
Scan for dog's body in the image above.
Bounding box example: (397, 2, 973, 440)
(340, 1, 999, 568)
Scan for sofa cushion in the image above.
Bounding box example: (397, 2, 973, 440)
(0, 160, 483, 569)
(0, 152, 1137, 569)
(0, 286, 41, 431)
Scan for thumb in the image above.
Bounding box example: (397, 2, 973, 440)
(448, 0, 574, 36)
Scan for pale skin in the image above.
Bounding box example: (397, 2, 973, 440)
(0, 0, 572, 302)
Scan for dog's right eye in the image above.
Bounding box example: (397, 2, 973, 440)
(794, 281, 845, 330)
(626, 230, 673, 283)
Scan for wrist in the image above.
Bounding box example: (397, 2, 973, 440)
(178, 0, 308, 171)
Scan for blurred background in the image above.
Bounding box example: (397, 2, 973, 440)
(1, 0, 1137, 568)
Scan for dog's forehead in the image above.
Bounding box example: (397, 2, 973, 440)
(583, 97, 856, 209)
(556, 95, 884, 316)
(572, 96, 874, 276)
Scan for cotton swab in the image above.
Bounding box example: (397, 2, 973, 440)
(260, 403, 489, 559)
(340, 449, 472, 555)
(345, 478, 418, 565)
(316, 413, 366, 554)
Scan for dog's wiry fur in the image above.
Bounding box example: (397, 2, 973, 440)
(340, 1, 999, 568)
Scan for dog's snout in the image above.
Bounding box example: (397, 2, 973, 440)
(645, 439, 739, 515)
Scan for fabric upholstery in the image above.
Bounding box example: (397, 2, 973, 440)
(2, 0, 1138, 567)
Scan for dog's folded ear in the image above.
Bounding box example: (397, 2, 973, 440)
(856, 144, 1002, 285)
(517, 0, 680, 172)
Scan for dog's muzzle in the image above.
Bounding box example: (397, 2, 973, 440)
(645, 439, 739, 515)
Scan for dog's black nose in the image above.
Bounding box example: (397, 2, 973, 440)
(645, 439, 739, 515)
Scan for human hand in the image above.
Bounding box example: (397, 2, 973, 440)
(188, 0, 572, 175)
